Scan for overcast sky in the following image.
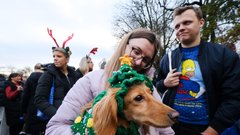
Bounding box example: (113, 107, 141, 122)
(0, 0, 125, 70)
(1, 0, 239, 72)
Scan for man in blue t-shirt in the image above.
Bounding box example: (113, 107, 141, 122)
(174, 58, 208, 125)
(156, 5, 240, 135)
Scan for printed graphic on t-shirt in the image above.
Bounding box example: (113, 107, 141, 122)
(173, 59, 208, 125)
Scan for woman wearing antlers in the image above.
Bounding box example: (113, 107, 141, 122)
(34, 28, 78, 134)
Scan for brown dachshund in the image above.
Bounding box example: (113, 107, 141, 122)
(86, 83, 179, 135)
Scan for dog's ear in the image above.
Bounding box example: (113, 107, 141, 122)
(92, 88, 119, 135)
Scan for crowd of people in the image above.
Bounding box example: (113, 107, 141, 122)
(0, 5, 240, 135)
(0, 53, 95, 135)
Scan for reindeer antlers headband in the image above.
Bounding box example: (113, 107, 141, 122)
(47, 28, 74, 57)
(86, 47, 98, 59)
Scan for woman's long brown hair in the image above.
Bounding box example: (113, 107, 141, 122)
(103, 28, 160, 89)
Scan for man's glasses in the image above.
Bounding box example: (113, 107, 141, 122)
(128, 44, 153, 69)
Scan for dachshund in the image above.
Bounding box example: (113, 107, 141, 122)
(75, 83, 179, 135)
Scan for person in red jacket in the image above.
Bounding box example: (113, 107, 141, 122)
(4, 72, 24, 135)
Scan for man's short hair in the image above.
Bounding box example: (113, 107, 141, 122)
(173, 5, 203, 20)
(34, 63, 43, 70)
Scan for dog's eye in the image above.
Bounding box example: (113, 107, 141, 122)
(134, 95, 143, 102)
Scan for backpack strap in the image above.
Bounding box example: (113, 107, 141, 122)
(49, 79, 55, 104)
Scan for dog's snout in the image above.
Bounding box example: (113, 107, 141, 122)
(168, 111, 179, 121)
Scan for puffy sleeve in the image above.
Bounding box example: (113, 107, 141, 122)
(46, 70, 105, 135)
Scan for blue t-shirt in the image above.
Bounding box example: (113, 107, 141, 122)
(173, 45, 209, 125)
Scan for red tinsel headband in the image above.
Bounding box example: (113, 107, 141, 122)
(47, 28, 74, 48)
(47, 28, 74, 57)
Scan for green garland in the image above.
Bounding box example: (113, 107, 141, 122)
(71, 108, 94, 135)
(71, 56, 153, 135)
(116, 121, 140, 135)
(109, 64, 153, 120)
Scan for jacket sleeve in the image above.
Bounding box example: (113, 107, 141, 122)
(21, 78, 31, 114)
(210, 50, 240, 133)
(155, 54, 169, 94)
(34, 72, 57, 118)
(46, 71, 96, 135)
(5, 86, 21, 100)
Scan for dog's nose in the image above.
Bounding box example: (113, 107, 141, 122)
(168, 111, 179, 121)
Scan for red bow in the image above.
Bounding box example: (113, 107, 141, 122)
(90, 47, 98, 55)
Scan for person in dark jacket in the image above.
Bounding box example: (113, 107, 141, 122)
(21, 63, 46, 134)
(0, 74, 9, 135)
(156, 5, 240, 135)
(4, 73, 24, 135)
(0, 74, 7, 106)
(34, 29, 78, 127)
